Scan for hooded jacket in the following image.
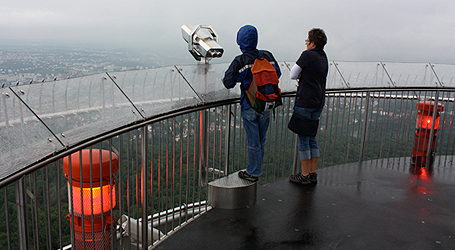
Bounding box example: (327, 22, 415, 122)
(222, 25, 281, 110)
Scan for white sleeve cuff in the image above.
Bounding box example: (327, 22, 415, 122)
(290, 64, 302, 80)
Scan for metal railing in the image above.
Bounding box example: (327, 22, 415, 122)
(1, 61, 455, 249)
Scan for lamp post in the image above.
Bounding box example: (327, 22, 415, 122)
(411, 101, 444, 168)
(63, 149, 119, 250)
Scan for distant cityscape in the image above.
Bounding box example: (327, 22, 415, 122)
(0, 45, 178, 87)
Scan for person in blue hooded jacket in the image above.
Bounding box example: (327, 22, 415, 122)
(222, 25, 281, 182)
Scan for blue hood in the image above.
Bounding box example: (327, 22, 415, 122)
(236, 25, 258, 53)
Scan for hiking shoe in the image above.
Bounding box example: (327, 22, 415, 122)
(239, 171, 259, 182)
(289, 173, 311, 184)
(309, 172, 318, 183)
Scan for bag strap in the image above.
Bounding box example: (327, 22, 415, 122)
(258, 50, 263, 58)
(241, 51, 258, 96)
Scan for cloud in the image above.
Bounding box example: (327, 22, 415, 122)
(1, 0, 455, 64)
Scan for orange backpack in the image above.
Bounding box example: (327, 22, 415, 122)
(245, 51, 282, 112)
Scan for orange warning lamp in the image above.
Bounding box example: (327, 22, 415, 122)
(415, 101, 443, 130)
(412, 101, 444, 167)
(63, 149, 119, 249)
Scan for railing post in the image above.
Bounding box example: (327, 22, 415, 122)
(292, 136, 299, 175)
(425, 91, 440, 168)
(359, 91, 370, 162)
(199, 109, 209, 186)
(16, 177, 29, 250)
(141, 126, 149, 249)
(224, 105, 232, 176)
(4, 187, 11, 249)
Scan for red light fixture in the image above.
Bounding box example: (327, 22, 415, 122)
(412, 101, 444, 168)
(63, 149, 119, 250)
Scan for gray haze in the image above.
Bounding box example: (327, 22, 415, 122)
(1, 0, 454, 65)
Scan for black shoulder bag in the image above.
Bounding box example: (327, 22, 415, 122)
(287, 112, 319, 137)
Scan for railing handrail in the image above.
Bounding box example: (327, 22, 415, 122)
(2, 86, 455, 189)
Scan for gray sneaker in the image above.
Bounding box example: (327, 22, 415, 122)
(239, 170, 259, 182)
(309, 172, 317, 183)
(289, 173, 311, 184)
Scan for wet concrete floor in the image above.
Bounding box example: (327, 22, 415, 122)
(157, 157, 455, 249)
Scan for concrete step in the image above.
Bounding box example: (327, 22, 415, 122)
(207, 170, 257, 209)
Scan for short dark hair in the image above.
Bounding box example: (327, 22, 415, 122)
(308, 28, 327, 49)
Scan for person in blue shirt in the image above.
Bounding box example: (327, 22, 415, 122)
(289, 28, 328, 185)
(222, 24, 281, 182)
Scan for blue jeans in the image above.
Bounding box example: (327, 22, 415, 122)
(294, 107, 323, 160)
(241, 108, 270, 177)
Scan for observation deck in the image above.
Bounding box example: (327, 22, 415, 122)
(1, 61, 455, 249)
(158, 157, 455, 249)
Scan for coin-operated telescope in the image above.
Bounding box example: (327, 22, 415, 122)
(182, 25, 224, 63)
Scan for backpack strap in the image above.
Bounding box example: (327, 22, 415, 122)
(240, 51, 258, 94)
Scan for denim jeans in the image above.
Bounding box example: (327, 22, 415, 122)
(241, 108, 270, 177)
(294, 106, 323, 160)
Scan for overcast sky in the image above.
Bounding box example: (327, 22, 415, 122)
(1, 0, 454, 65)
